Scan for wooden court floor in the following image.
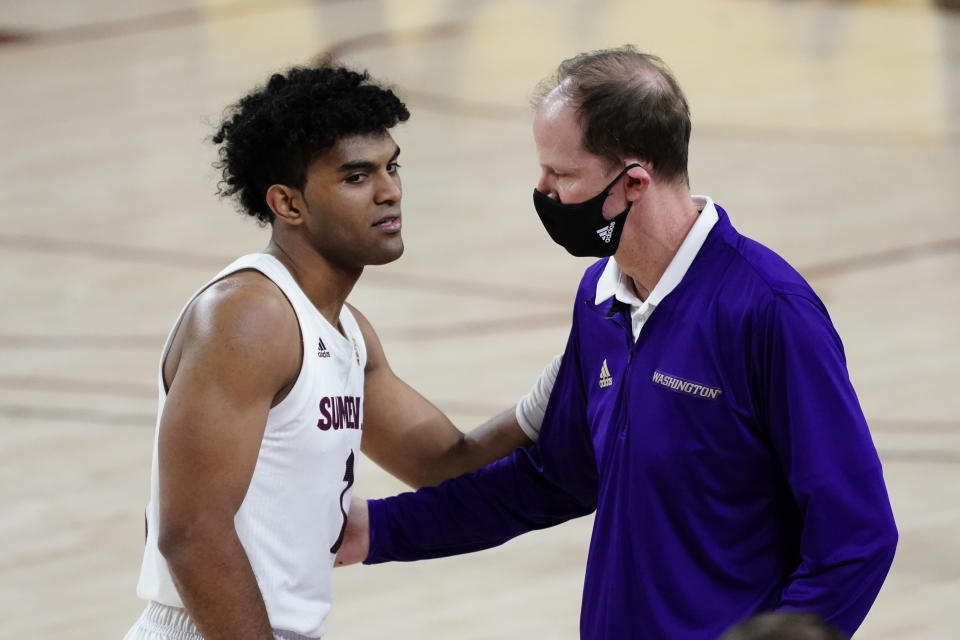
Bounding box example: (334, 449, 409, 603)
(0, 0, 957, 638)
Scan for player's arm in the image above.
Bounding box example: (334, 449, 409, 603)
(350, 304, 542, 488)
(157, 275, 300, 640)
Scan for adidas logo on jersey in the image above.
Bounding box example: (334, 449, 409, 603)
(596, 221, 616, 243)
(317, 337, 331, 358)
(599, 359, 613, 388)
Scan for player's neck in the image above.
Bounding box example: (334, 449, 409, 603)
(264, 238, 361, 330)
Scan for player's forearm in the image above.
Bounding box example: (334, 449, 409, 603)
(418, 408, 533, 487)
(426, 355, 563, 483)
(160, 525, 274, 640)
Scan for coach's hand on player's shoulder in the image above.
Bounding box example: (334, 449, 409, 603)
(334, 496, 370, 567)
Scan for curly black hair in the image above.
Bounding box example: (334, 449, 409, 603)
(212, 65, 410, 224)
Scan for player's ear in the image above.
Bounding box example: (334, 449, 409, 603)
(266, 184, 306, 226)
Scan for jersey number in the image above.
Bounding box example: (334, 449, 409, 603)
(330, 449, 355, 554)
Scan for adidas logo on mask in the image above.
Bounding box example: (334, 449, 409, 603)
(596, 221, 616, 243)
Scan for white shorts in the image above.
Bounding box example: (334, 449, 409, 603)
(124, 601, 320, 640)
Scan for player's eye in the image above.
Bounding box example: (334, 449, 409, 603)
(345, 173, 366, 184)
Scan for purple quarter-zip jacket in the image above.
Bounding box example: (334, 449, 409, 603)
(365, 206, 897, 639)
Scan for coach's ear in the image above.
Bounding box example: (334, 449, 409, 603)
(266, 184, 306, 227)
(623, 160, 651, 201)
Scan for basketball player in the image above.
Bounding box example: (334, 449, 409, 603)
(123, 65, 538, 640)
(336, 47, 898, 639)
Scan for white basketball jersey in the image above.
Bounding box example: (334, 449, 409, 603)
(135, 253, 366, 638)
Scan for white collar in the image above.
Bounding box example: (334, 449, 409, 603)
(595, 195, 719, 308)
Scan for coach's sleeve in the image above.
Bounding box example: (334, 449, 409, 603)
(758, 293, 897, 635)
(364, 320, 598, 563)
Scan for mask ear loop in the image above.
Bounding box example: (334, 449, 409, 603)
(603, 162, 645, 196)
(597, 163, 644, 224)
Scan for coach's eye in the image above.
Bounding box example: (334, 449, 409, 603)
(387, 162, 401, 174)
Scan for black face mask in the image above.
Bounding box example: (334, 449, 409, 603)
(533, 163, 642, 258)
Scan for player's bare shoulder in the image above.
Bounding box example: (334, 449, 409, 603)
(164, 270, 301, 397)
